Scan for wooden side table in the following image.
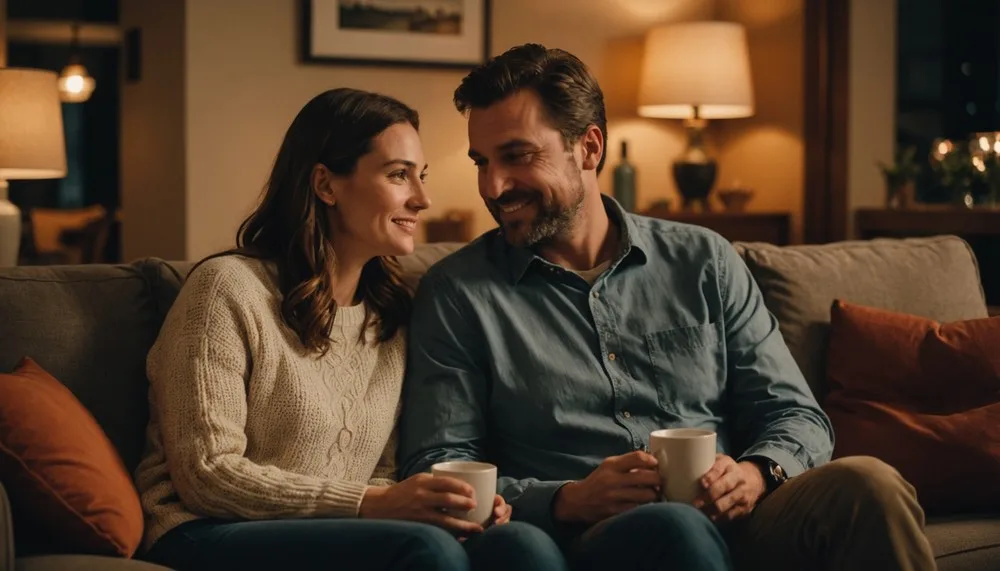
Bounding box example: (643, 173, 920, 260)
(640, 205, 792, 246)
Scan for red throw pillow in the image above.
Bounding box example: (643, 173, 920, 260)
(0, 357, 144, 557)
(824, 300, 1000, 513)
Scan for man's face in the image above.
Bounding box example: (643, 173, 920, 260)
(467, 90, 586, 248)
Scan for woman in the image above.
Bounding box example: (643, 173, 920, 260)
(136, 88, 566, 571)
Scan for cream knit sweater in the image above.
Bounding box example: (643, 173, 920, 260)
(134, 255, 405, 551)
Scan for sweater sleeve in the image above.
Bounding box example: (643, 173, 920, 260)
(147, 260, 369, 520)
(368, 403, 400, 487)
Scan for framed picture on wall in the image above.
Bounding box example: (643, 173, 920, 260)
(301, 0, 491, 69)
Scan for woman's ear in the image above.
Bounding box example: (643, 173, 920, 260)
(311, 164, 338, 207)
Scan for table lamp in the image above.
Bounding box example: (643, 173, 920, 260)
(638, 21, 754, 211)
(0, 68, 68, 266)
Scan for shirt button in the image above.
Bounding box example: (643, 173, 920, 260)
(592, 291, 599, 299)
(608, 352, 616, 361)
(623, 410, 631, 419)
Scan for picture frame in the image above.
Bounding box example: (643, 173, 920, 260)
(301, 0, 491, 69)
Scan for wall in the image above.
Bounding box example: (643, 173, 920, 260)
(120, 0, 187, 261)
(123, 0, 808, 260)
(182, 0, 730, 260)
(847, 0, 896, 235)
(716, 0, 804, 242)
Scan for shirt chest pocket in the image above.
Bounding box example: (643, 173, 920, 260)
(643, 323, 724, 412)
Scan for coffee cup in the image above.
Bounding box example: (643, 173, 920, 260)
(430, 461, 497, 525)
(648, 428, 717, 503)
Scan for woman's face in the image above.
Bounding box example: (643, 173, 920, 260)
(320, 122, 431, 260)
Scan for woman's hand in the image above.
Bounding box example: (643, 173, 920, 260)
(490, 495, 512, 526)
(359, 473, 484, 535)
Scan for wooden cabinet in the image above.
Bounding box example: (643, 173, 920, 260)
(640, 205, 792, 246)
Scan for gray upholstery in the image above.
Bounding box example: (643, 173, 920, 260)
(735, 236, 989, 399)
(1, 237, 998, 570)
(0, 264, 162, 476)
(15, 555, 171, 571)
(926, 514, 1000, 571)
(1, 482, 12, 571)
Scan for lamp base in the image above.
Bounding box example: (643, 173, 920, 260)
(673, 161, 718, 211)
(672, 117, 718, 211)
(0, 179, 21, 267)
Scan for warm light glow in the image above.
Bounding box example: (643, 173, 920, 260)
(973, 156, 986, 172)
(0, 68, 68, 181)
(933, 139, 954, 160)
(637, 22, 754, 120)
(57, 63, 96, 103)
(979, 136, 990, 152)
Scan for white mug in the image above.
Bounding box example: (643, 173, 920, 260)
(430, 461, 497, 525)
(648, 428, 717, 503)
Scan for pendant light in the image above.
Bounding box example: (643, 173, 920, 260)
(57, 24, 96, 103)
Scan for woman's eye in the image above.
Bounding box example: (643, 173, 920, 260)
(419, 172, 428, 183)
(390, 170, 407, 181)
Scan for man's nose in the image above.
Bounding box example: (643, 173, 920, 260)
(480, 165, 510, 201)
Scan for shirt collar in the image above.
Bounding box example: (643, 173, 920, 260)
(503, 194, 649, 285)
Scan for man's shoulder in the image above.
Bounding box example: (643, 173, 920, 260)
(421, 229, 506, 287)
(627, 213, 731, 259)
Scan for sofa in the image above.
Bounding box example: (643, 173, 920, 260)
(1, 235, 998, 571)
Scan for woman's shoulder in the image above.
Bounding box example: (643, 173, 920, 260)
(182, 253, 279, 304)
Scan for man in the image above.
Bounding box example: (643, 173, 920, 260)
(398, 43, 937, 571)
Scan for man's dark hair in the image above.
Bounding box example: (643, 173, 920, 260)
(454, 43, 608, 174)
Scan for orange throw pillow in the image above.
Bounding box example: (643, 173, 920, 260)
(0, 357, 144, 557)
(824, 300, 1000, 513)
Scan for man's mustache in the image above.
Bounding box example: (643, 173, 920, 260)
(489, 189, 540, 209)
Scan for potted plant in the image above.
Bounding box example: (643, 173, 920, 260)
(877, 147, 921, 208)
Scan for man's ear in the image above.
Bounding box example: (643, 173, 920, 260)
(580, 124, 604, 171)
(311, 163, 339, 207)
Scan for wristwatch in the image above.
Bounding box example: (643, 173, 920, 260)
(747, 456, 788, 496)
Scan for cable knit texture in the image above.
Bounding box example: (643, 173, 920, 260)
(134, 255, 405, 552)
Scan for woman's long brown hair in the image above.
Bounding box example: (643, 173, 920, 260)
(208, 88, 417, 354)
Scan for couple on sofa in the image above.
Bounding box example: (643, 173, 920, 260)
(135, 43, 937, 571)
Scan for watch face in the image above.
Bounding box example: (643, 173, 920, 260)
(771, 463, 787, 482)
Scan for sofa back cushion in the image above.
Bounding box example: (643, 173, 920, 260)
(0, 264, 164, 476)
(736, 236, 989, 399)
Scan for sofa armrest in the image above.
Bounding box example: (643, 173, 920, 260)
(0, 480, 13, 571)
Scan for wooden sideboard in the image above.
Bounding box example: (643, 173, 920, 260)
(855, 206, 1000, 311)
(641, 205, 792, 246)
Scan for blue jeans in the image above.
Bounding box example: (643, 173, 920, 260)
(143, 518, 567, 571)
(569, 503, 733, 571)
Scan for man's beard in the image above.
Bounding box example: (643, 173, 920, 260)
(487, 167, 586, 248)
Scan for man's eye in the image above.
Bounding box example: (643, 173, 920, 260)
(505, 152, 532, 164)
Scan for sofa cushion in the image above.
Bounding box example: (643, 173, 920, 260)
(16, 555, 172, 571)
(736, 236, 988, 398)
(0, 358, 144, 557)
(0, 264, 162, 475)
(397, 242, 465, 289)
(824, 301, 1000, 513)
(927, 515, 1000, 571)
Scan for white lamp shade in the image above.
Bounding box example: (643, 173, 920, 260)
(638, 21, 754, 120)
(0, 68, 68, 180)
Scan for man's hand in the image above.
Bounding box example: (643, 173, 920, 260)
(692, 454, 766, 523)
(490, 494, 512, 526)
(553, 451, 661, 525)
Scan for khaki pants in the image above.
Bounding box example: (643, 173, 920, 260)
(727, 456, 938, 571)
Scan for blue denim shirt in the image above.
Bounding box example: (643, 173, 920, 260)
(398, 196, 834, 534)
